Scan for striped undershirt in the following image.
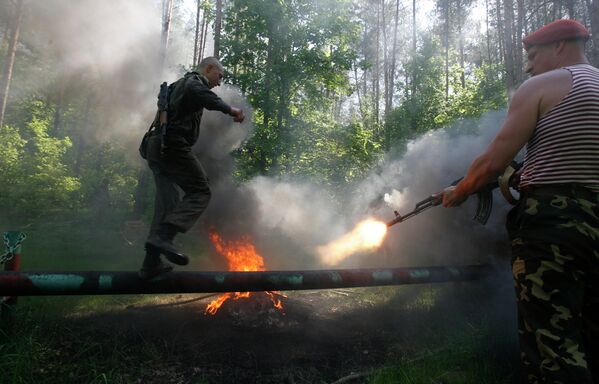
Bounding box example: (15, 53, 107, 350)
(519, 63, 599, 193)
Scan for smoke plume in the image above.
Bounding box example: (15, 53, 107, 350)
(190, 105, 516, 271)
(18, 1, 517, 272)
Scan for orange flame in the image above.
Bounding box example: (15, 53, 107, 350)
(316, 218, 387, 266)
(205, 229, 287, 315)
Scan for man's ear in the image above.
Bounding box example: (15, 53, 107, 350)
(554, 41, 566, 55)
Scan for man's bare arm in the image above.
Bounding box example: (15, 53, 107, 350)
(442, 77, 544, 207)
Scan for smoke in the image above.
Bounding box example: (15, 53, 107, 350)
(350, 111, 519, 267)
(16, 1, 516, 272)
(241, 110, 517, 269)
(22, 0, 193, 149)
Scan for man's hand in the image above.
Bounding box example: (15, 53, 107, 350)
(440, 186, 469, 208)
(230, 107, 245, 123)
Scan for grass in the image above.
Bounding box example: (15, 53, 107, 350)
(1, 296, 211, 384)
(368, 326, 515, 384)
(0, 223, 518, 383)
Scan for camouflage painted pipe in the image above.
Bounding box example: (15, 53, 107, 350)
(0, 265, 494, 296)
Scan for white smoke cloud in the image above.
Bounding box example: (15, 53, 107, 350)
(246, 111, 516, 269)
(22, 0, 197, 150)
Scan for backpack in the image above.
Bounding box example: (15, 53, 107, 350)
(139, 82, 169, 159)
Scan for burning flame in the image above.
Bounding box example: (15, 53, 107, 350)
(316, 218, 387, 266)
(205, 229, 286, 315)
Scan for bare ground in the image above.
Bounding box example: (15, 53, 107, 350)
(54, 284, 517, 384)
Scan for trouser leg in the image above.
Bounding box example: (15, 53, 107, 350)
(584, 264, 599, 382)
(147, 142, 211, 235)
(507, 193, 598, 384)
(149, 167, 180, 238)
(159, 148, 211, 233)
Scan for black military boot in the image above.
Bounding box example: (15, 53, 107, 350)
(139, 247, 173, 279)
(145, 224, 189, 266)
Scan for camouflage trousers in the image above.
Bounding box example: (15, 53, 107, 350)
(506, 185, 599, 384)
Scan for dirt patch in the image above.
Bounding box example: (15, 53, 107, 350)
(58, 289, 416, 383)
(58, 284, 516, 383)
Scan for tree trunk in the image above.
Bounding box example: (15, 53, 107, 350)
(457, 0, 465, 88)
(159, 0, 174, 71)
(53, 83, 65, 135)
(200, 12, 209, 60)
(374, 0, 381, 126)
(485, 0, 492, 64)
(132, 0, 173, 220)
(412, 0, 416, 97)
(515, 0, 524, 85)
(193, 0, 201, 67)
(503, 0, 516, 95)
(496, 0, 504, 66)
(354, 60, 365, 122)
(389, 0, 400, 109)
(74, 93, 94, 177)
(214, 0, 222, 58)
(263, 28, 274, 133)
(384, 0, 400, 150)
(444, 2, 450, 100)
(591, 0, 599, 67)
(382, 0, 389, 118)
(0, 0, 24, 129)
(565, 0, 576, 18)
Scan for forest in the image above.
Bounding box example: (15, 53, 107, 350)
(0, 0, 597, 383)
(1, 0, 597, 224)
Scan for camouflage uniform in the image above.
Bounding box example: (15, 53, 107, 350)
(506, 185, 599, 383)
(147, 72, 232, 237)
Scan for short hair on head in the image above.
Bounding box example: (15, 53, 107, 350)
(198, 56, 224, 72)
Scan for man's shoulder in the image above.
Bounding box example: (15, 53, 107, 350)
(517, 69, 570, 98)
(183, 72, 210, 87)
(516, 69, 573, 118)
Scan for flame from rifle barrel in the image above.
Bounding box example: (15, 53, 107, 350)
(316, 218, 387, 266)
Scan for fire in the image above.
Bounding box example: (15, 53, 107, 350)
(316, 218, 387, 266)
(205, 229, 287, 315)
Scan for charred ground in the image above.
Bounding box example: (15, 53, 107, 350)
(3, 275, 518, 384)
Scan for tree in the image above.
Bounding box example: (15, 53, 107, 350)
(160, 0, 174, 71)
(0, 0, 24, 128)
(214, 0, 222, 58)
(590, 0, 599, 66)
(132, 0, 174, 220)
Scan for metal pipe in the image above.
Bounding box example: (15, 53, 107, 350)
(0, 265, 494, 296)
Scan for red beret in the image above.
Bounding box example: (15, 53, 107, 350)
(523, 19, 590, 49)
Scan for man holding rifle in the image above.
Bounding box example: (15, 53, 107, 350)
(441, 20, 598, 383)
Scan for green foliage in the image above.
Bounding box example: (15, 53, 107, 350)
(435, 63, 507, 126)
(0, 101, 80, 220)
(385, 37, 507, 150)
(0, 0, 514, 223)
(0, 99, 139, 223)
(222, 0, 362, 179)
(283, 111, 382, 186)
(76, 141, 139, 221)
(385, 36, 446, 146)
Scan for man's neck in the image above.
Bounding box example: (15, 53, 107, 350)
(558, 53, 589, 67)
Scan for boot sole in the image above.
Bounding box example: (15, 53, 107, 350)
(145, 242, 189, 266)
(139, 265, 173, 279)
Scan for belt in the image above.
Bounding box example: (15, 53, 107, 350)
(520, 183, 597, 200)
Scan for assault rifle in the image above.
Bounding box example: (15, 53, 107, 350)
(139, 81, 170, 159)
(157, 81, 169, 154)
(386, 161, 522, 228)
